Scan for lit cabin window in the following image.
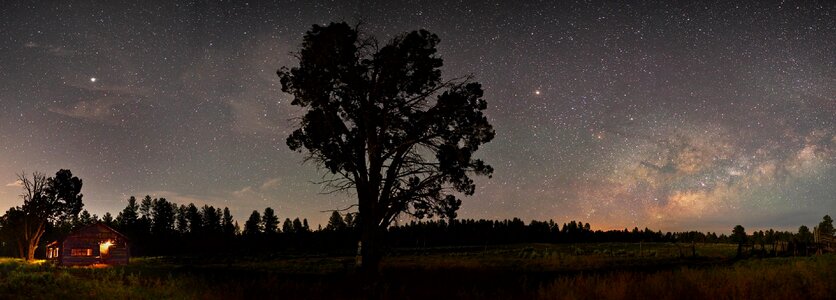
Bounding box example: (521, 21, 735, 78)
(71, 248, 93, 256)
(100, 240, 114, 255)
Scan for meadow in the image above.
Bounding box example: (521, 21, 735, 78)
(0, 243, 833, 299)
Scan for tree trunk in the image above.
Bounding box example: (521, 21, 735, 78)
(26, 241, 37, 261)
(24, 223, 46, 261)
(16, 240, 25, 259)
(359, 221, 383, 274)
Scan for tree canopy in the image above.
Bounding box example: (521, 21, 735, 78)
(818, 215, 834, 236)
(278, 22, 494, 270)
(0, 170, 84, 260)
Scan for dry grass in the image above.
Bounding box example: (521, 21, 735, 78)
(535, 255, 836, 300)
(0, 244, 832, 299)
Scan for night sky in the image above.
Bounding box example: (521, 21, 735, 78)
(1, 1, 833, 231)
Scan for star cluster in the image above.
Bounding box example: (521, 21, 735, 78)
(0, 1, 833, 231)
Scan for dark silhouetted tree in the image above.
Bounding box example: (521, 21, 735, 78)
(819, 215, 834, 236)
(732, 225, 747, 258)
(244, 210, 262, 236)
(151, 198, 176, 235)
(344, 212, 356, 229)
(326, 211, 347, 231)
(139, 195, 153, 231)
(117, 196, 139, 230)
(262, 207, 279, 234)
(3, 170, 84, 260)
(187, 203, 202, 234)
(222, 207, 235, 236)
(278, 22, 495, 271)
(282, 218, 293, 233)
(77, 210, 94, 227)
(202, 205, 222, 235)
(292, 218, 304, 234)
(176, 204, 189, 234)
(101, 212, 114, 227)
(798, 225, 813, 255)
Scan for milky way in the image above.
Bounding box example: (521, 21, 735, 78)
(0, 1, 833, 231)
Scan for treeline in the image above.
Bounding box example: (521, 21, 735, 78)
(2, 187, 832, 258)
(74, 196, 328, 256)
(387, 218, 817, 248)
(389, 217, 834, 257)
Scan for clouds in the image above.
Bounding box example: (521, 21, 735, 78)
(47, 76, 154, 125)
(23, 41, 76, 56)
(4, 180, 22, 188)
(49, 97, 134, 125)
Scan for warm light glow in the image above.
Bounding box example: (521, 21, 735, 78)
(100, 240, 114, 255)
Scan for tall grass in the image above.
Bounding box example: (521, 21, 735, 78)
(0, 245, 833, 299)
(536, 255, 836, 300)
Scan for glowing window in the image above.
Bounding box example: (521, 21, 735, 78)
(100, 240, 114, 255)
(71, 248, 93, 256)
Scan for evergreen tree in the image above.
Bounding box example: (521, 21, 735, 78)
(77, 209, 94, 227)
(344, 212, 355, 229)
(138, 195, 153, 233)
(262, 207, 279, 234)
(282, 218, 293, 233)
(186, 203, 202, 234)
(243, 210, 262, 236)
(326, 211, 346, 231)
(292, 218, 303, 234)
(139, 195, 153, 220)
(202, 205, 222, 234)
(222, 207, 235, 236)
(118, 196, 140, 230)
(151, 198, 175, 235)
(101, 212, 114, 227)
(176, 204, 189, 233)
(732, 225, 747, 257)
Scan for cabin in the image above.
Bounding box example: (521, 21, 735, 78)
(46, 223, 130, 266)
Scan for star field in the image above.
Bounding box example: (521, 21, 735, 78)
(0, 1, 833, 231)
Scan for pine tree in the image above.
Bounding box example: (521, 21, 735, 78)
(262, 207, 279, 234)
(326, 211, 346, 231)
(282, 218, 293, 233)
(243, 210, 262, 236)
(222, 207, 235, 236)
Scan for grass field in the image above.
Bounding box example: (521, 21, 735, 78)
(0, 243, 833, 299)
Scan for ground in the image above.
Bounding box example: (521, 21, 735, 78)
(0, 243, 833, 299)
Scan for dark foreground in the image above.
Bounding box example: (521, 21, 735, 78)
(1, 243, 833, 299)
